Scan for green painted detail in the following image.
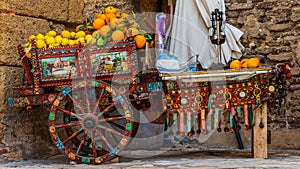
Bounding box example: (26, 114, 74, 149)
(126, 123, 132, 131)
(92, 81, 99, 87)
(49, 112, 55, 121)
(82, 157, 91, 163)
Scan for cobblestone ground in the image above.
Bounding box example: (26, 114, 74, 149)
(1, 149, 300, 169)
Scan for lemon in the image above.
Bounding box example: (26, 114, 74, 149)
(55, 35, 63, 44)
(86, 37, 97, 44)
(68, 39, 76, 46)
(52, 43, 60, 47)
(47, 30, 57, 37)
(85, 34, 92, 41)
(61, 38, 69, 46)
(36, 33, 45, 40)
(61, 30, 71, 39)
(77, 37, 85, 45)
(75, 31, 86, 39)
(70, 32, 76, 39)
(44, 35, 50, 40)
(36, 40, 46, 49)
(28, 35, 36, 42)
(46, 36, 55, 45)
(74, 39, 79, 45)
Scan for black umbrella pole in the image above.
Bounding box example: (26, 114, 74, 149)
(233, 115, 244, 149)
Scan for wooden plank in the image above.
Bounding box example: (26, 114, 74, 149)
(252, 102, 268, 158)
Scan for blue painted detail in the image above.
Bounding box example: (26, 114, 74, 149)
(62, 87, 71, 96)
(8, 98, 14, 108)
(109, 149, 118, 157)
(146, 82, 153, 93)
(146, 82, 163, 92)
(117, 95, 124, 104)
(56, 140, 64, 150)
(31, 69, 34, 73)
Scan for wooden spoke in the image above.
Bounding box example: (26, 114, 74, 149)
(107, 121, 126, 131)
(84, 86, 92, 114)
(98, 116, 125, 123)
(97, 124, 126, 138)
(55, 122, 82, 128)
(63, 128, 84, 145)
(76, 131, 87, 155)
(93, 88, 105, 113)
(56, 107, 82, 120)
(95, 129, 114, 151)
(91, 139, 98, 158)
(97, 101, 118, 117)
(67, 94, 86, 115)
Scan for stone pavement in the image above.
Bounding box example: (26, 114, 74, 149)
(0, 149, 300, 169)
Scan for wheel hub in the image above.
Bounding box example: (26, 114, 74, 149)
(82, 114, 98, 130)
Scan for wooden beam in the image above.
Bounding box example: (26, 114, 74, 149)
(252, 102, 268, 158)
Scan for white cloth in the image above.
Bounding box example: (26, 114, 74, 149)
(166, 0, 244, 69)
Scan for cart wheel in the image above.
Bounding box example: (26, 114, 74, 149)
(48, 80, 137, 164)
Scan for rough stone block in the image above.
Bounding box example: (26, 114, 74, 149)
(267, 23, 292, 31)
(0, 66, 24, 111)
(0, 0, 68, 22)
(227, 2, 254, 10)
(68, 0, 84, 24)
(0, 13, 50, 66)
(269, 128, 300, 149)
(267, 53, 294, 62)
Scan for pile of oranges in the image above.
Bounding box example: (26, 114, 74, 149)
(76, 6, 152, 48)
(23, 6, 153, 54)
(229, 58, 260, 69)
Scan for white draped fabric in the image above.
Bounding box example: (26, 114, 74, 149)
(166, 0, 244, 69)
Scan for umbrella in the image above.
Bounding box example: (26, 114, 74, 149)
(165, 0, 244, 69)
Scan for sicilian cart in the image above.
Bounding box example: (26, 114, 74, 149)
(8, 38, 292, 164)
(7, 2, 292, 165)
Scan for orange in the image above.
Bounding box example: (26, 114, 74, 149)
(121, 13, 129, 18)
(134, 35, 146, 48)
(111, 30, 125, 41)
(241, 59, 249, 68)
(126, 27, 139, 37)
(247, 58, 260, 68)
(105, 13, 116, 23)
(230, 60, 242, 69)
(96, 13, 106, 20)
(99, 25, 111, 37)
(93, 18, 105, 30)
(105, 6, 117, 14)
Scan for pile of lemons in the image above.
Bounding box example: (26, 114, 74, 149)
(26, 30, 92, 49)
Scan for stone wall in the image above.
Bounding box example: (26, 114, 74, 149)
(0, 0, 134, 162)
(0, 0, 299, 162)
(224, 0, 300, 149)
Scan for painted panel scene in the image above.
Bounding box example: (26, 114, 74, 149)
(90, 51, 130, 75)
(41, 56, 76, 80)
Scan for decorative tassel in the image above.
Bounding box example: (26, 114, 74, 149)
(201, 109, 207, 135)
(249, 104, 255, 128)
(197, 112, 201, 134)
(208, 109, 215, 130)
(237, 106, 244, 124)
(236, 106, 242, 130)
(223, 110, 229, 132)
(217, 108, 223, 132)
(187, 111, 191, 133)
(179, 111, 185, 136)
(244, 104, 250, 130)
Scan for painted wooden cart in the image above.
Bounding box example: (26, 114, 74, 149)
(8, 40, 291, 164)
